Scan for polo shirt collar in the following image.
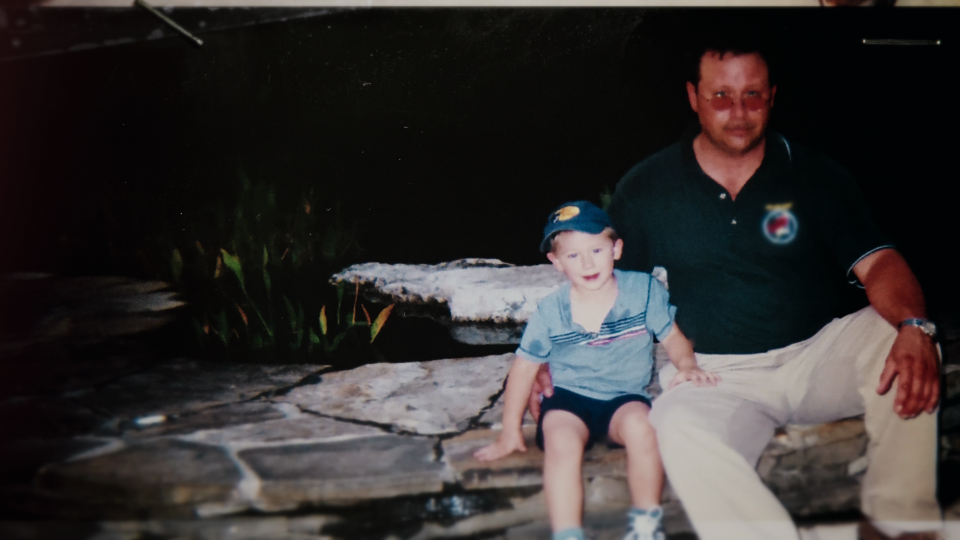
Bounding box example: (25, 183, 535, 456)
(679, 125, 792, 188)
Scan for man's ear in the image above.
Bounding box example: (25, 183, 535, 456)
(769, 85, 777, 109)
(612, 239, 624, 261)
(545, 252, 564, 272)
(686, 81, 699, 113)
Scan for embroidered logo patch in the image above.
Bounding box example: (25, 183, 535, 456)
(762, 203, 798, 245)
(553, 206, 580, 222)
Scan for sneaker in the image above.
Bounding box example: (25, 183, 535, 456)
(623, 507, 666, 540)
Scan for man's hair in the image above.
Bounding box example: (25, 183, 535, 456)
(686, 38, 777, 89)
(547, 227, 620, 254)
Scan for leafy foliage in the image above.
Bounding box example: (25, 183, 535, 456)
(167, 171, 392, 364)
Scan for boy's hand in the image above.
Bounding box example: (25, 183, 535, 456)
(474, 430, 527, 462)
(668, 367, 721, 390)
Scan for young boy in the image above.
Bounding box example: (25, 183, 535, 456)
(475, 201, 719, 540)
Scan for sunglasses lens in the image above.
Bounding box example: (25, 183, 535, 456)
(744, 96, 766, 111)
(709, 96, 733, 111)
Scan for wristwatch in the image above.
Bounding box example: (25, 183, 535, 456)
(897, 318, 938, 340)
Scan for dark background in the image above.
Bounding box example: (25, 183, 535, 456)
(1, 7, 958, 312)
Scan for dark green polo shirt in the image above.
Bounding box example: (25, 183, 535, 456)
(607, 129, 892, 355)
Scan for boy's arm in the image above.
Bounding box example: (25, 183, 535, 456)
(474, 355, 543, 461)
(661, 325, 721, 390)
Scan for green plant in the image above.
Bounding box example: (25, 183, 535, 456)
(166, 170, 392, 364)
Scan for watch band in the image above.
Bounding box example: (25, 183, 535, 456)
(897, 318, 937, 339)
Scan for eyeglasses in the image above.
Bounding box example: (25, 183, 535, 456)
(699, 92, 770, 112)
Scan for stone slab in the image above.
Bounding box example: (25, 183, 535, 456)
(37, 439, 242, 511)
(441, 426, 627, 490)
(74, 359, 321, 421)
(331, 260, 565, 325)
(477, 398, 535, 430)
(184, 409, 386, 446)
(279, 354, 513, 435)
(124, 401, 287, 438)
(240, 434, 447, 508)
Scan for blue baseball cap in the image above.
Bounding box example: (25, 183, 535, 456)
(540, 200, 614, 253)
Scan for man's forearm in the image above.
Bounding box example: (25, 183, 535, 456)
(854, 249, 927, 327)
(501, 357, 542, 431)
(661, 325, 697, 369)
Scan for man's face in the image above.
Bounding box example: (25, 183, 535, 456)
(686, 51, 776, 156)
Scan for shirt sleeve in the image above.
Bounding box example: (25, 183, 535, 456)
(808, 153, 894, 287)
(516, 304, 551, 363)
(644, 274, 677, 341)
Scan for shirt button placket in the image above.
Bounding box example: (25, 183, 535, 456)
(719, 192, 736, 226)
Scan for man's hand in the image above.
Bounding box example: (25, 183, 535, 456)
(474, 429, 527, 462)
(527, 363, 554, 423)
(668, 366, 722, 390)
(877, 327, 940, 418)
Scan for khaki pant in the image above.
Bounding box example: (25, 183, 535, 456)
(650, 307, 940, 540)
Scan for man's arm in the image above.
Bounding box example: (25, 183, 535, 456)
(852, 248, 939, 418)
(527, 363, 553, 423)
(661, 325, 721, 389)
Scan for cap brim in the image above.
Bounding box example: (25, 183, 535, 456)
(540, 221, 608, 252)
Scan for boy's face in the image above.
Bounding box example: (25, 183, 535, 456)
(546, 231, 623, 292)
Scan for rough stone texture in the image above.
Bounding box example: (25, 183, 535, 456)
(477, 398, 535, 429)
(124, 401, 288, 438)
(36, 439, 242, 512)
(241, 434, 448, 508)
(74, 359, 321, 421)
(332, 260, 564, 323)
(331, 260, 564, 344)
(442, 426, 628, 490)
(756, 419, 868, 516)
(183, 407, 386, 446)
(279, 354, 513, 435)
(5, 349, 956, 530)
(0, 515, 342, 540)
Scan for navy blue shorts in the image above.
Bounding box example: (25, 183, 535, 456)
(535, 387, 652, 451)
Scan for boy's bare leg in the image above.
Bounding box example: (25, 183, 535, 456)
(542, 409, 590, 533)
(608, 401, 662, 509)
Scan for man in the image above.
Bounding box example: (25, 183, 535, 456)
(531, 43, 941, 540)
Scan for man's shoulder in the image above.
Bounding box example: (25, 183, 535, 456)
(775, 134, 854, 186)
(617, 141, 685, 191)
